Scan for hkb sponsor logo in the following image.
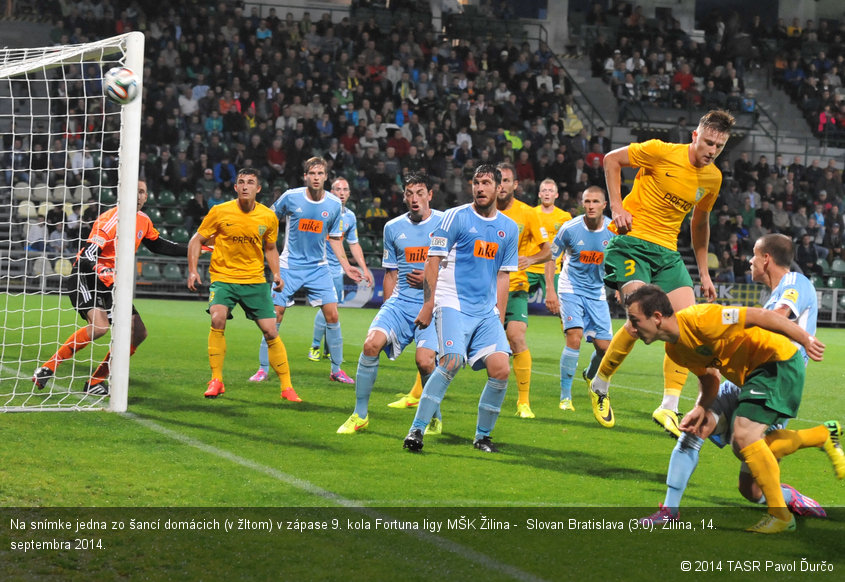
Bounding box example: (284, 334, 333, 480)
(473, 240, 498, 259)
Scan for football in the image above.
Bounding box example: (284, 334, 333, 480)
(103, 66, 140, 105)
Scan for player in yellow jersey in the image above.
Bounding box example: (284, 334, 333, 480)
(528, 179, 572, 291)
(590, 109, 735, 436)
(496, 162, 551, 419)
(187, 168, 297, 402)
(624, 285, 833, 533)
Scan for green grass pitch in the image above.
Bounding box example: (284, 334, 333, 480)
(1, 296, 843, 580)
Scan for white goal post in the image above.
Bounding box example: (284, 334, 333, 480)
(0, 32, 144, 412)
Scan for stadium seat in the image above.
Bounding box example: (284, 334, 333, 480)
(30, 183, 50, 202)
(51, 186, 71, 204)
(810, 274, 824, 289)
(157, 190, 177, 207)
(177, 191, 193, 205)
(31, 256, 52, 276)
(831, 259, 845, 274)
(17, 201, 38, 220)
(145, 207, 163, 223)
(139, 262, 162, 281)
(706, 252, 719, 270)
(162, 263, 183, 281)
(164, 208, 184, 226)
(817, 258, 832, 275)
(169, 227, 190, 243)
(37, 202, 53, 217)
(374, 238, 384, 254)
(100, 188, 117, 205)
(53, 258, 73, 276)
(136, 244, 152, 257)
(12, 182, 30, 201)
(358, 236, 374, 253)
(827, 276, 843, 289)
(366, 254, 381, 268)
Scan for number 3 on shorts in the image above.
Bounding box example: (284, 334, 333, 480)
(624, 259, 636, 277)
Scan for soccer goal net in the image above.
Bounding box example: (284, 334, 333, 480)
(0, 32, 143, 412)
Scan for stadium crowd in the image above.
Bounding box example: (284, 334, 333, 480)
(12, 0, 845, 281)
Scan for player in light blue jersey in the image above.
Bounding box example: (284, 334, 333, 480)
(309, 178, 373, 363)
(544, 186, 615, 412)
(337, 173, 444, 434)
(643, 234, 835, 524)
(250, 157, 364, 389)
(403, 164, 519, 454)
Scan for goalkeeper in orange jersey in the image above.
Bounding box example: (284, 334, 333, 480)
(187, 167, 296, 402)
(624, 285, 838, 534)
(33, 179, 187, 395)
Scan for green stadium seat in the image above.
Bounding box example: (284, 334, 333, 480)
(169, 227, 190, 243)
(164, 208, 184, 226)
(145, 207, 163, 223)
(817, 258, 831, 275)
(157, 190, 177, 207)
(100, 188, 117, 205)
(140, 262, 162, 281)
(366, 254, 382, 268)
(374, 238, 384, 254)
(177, 191, 194, 205)
(162, 263, 183, 281)
(831, 259, 845, 274)
(358, 236, 374, 254)
(136, 244, 152, 256)
(827, 276, 843, 289)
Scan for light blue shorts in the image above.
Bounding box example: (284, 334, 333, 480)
(368, 296, 438, 360)
(434, 306, 511, 371)
(559, 293, 613, 342)
(329, 271, 345, 304)
(273, 265, 338, 307)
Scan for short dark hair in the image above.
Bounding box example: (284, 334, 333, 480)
(474, 163, 502, 185)
(698, 109, 736, 134)
(237, 167, 260, 179)
(403, 171, 431, 191)
(624, 285, 674, 318)
(757, 233, 794, 267)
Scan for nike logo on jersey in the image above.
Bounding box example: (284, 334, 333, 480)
(749, 389, 766, 396)
(665, 172, 677, 178)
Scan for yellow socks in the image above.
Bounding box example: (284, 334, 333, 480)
(409, 372, 423, 399)
(267, 336, 292, 388)
(513, 350, 532, 406)
(740, 439, 790, 521)
(660, 354, 688, 411)
(765, 425, 830, 459)
(208, 328, 226, 379)
(596, 327, 637, 381)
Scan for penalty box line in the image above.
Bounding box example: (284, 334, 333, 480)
(124, 412, 549, 582)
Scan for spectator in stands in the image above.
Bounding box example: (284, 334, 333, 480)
(791, 205, 810, 237)
(25, 215, 48, 253)
(667, 116, 690, 144)
(823, 222, 843, 260)
(185, 191, 208, 234)
(795, 233, 824, 276)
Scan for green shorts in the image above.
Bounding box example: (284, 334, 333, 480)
(603, 236, 692, 292)
(208, 281, 276, 321)
(735, 352, 805, 425)
(505, 290, 528, 326)
(527, 271, 546, 294)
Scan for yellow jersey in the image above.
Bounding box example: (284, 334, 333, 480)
(624, 139, 721, 251)
(500, 199, 549, 292)
(667, 304, 798, 387)
(527, 205, 572, 275)
(198, 199, 279, 284)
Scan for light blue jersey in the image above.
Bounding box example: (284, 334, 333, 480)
(382, 210, 444, 304)
(429, 204, 519, 316)
(550, 215, 615, 300)
(326, 206, 359, 278)
(763, 271, 818, 363)
(273, 187, 343, 270)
